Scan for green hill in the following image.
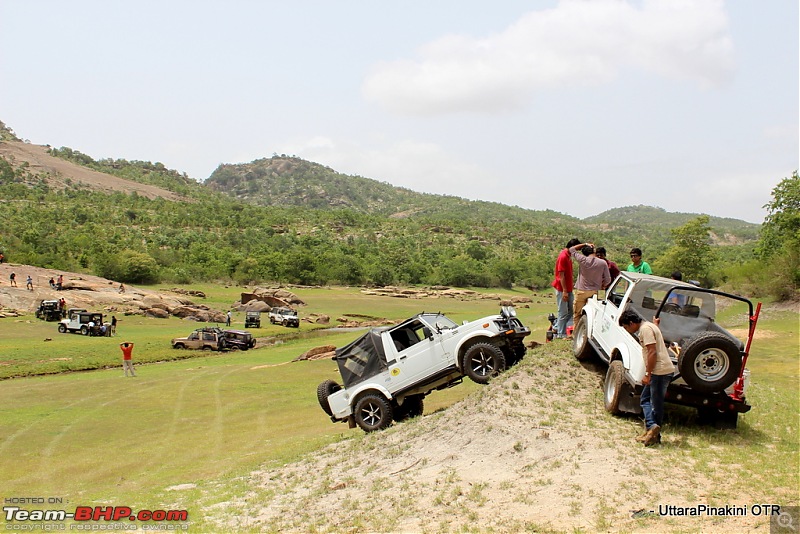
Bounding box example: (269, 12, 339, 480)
(0, 120, 762, 290)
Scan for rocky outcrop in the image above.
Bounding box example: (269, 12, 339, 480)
(0, 263, 227, 322)
(235, 287, 306, 312)
(360, 286, 532, 306)
(293, 344, 337, 362)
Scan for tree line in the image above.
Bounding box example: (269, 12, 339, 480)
(1, 151, 793, 301)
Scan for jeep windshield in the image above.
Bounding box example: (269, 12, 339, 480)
(418, 313, 458, 331)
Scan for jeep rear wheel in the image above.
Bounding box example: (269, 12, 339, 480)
(679, 332, 742, 393)
(354, 393, 393, 432)
(462, 342, 506, 385)
(317, 380, 341, 417)
(572, 316, 596, 361)
(80, 325, 89, 336)
(604, 360, 625, 414)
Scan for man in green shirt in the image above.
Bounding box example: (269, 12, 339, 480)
(626, 247, 652, 274)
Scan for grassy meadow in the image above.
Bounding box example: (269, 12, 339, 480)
(0, 284, 796, 531)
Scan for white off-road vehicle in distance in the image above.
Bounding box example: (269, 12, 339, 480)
(317, 306, 531, 432)
(573, 272, 761, 428)
(269, 306, 299, 327)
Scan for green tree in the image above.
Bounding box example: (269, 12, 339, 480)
(654, 216, 717, 285)
(754, 171, 800, 299)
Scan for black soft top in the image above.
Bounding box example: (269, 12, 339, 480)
(334, 327, 389, 388)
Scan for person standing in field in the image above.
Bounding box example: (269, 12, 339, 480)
(618, 311, 673, 446)
(26, 275, 33, 291)
(9, 272, 16, 287)
(551, 238, 581, 339)
(120, 342, 136, 377)
(595, 247, 620, 281)
(626, 247, 653, 274)
(569, 242, 611, 328)
(226, 310, 232, 327)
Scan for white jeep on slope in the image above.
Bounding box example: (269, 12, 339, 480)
(317, 306, 530, 432)
(572, 272, 760, 428)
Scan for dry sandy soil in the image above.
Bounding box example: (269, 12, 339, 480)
(0, 140, 184, 201)
(203, 347, 778, 533)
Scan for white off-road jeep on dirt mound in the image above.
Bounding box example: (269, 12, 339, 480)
(573, 272, 760, 428)
(317, 306, 530, 432)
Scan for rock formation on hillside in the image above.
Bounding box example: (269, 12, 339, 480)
(0, 263, 224, 322)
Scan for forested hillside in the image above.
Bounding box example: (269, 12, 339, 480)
(0, 120, 764, 290)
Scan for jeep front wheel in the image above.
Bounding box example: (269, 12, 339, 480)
(317, 380, 341, 417)
(604, 360, 625, 414)
(572, 316, 595, 361)
(679, 332, 742, 393)
(353, 393, 393, 432)
(58, 324, 67, 333)
(462, 342, 506, 385)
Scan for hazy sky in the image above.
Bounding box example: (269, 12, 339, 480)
(1, 1, 796, 223)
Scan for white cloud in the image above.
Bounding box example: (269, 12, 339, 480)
(363, 0, 734, 115)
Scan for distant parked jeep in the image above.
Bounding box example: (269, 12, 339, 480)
(222, 329, 256, 350)
(171, 327, 226, 351)
(36, 300, 63, 322)
(58, 311, 106, 336)
(244, 311, 261, 328)
(317, 306, 530, 432)
(269, 307, 299, 327)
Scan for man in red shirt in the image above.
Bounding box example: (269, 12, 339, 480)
(551, 239, 580, 338)
(120, 342, 136, 377)
(595, 247, 620, 281)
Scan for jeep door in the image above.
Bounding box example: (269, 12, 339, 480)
(593, 276, 632, 360)
(386, 320, 452, 389)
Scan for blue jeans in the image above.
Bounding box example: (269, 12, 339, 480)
(555, 290, 574, 337)
(641, 374, 671, 429)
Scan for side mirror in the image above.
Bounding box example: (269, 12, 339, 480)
(423, 327, 432, 339)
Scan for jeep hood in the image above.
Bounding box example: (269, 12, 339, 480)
(334, 328, 388, 389)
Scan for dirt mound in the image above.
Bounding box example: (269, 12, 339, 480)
(0, 263, 223, 322)
(207, 346, 762, 533)
(0, 140, 184, 201)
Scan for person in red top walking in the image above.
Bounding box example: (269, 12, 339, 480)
(120, 342, 136, 377)
(551, 238, 580, 338)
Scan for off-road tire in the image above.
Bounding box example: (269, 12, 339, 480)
(572, 316, 596, 361)
(679, 332, 742, 393)
(604, 360, 625, 414)
(173, 343, 186, 350)
(80, 325, 89, 336)
(394, 395, 424, 422)
(58, 324, 67, 334)
(353, 393, 393, 432)
(317, 380, 341, 417)
(462, 342, 506, 385)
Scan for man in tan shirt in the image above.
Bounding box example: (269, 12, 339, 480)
(619, 310, 674, 446)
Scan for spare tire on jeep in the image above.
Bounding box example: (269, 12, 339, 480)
(317, 379, 341, 417)
(678, 332, 742, 393)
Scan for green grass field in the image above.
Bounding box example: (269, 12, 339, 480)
(0, 285, 796, 531)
